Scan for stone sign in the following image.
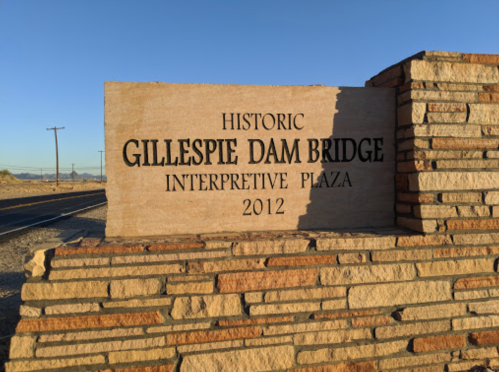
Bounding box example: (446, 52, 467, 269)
(105, 82, 395, 237)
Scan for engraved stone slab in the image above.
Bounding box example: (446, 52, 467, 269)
(105, 83, 395, 237)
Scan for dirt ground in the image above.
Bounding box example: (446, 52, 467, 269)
(0, 178, 106, 200)
(0, 205, 107, 371)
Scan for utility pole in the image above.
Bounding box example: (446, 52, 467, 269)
(46, 127, 65, 187)
(72, 163, 75, 183)
(98, 150, 105, 184)
(40, 169, 43, 182)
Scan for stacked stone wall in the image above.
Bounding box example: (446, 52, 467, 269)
(7, 228, 499, 372)
(7, 51, 499, 372)
(366, 51, 499, 234)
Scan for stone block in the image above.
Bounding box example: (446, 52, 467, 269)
(463, 53, 499, 64)
(433, 138, 499, 149)
(409, 172, 499, 191)
(111, 250, 227, 264)
(469, 104, 499, 125)
(217, 268, 317, 293)
(167, 326, 261, 345)
(51, 257, 109, 268)
(178, 340, 243, 353)
(376, 320, 449, 339)
(412, 151, 483, 160)
(348, 281, 451, 309)
(36, 336, 165, 357)
(232, 239, 309, 256)
(49, 264, 184, 280)
(244, 292, 263, 303)
(337, 253, 367, 264)
(21, 281, 108, 301)
(110, 278, 161, 298)
(54, 244, 143, 255)
(395, 303, 466, 321)
(437, 159, 499, 169)
(316, 236, 395, 251)
(372, 249, 432, 262)
(103, 298, 172, 308)
(447, 219, 499, 230)
(470, 330, 499, 345)
(148, 242, 204, 251)
(379, 352, 450, 370)
(435, 246, 499, 258)
(19, 306, 41, 318)
(453, 315, 499, 330)
(442, 192, 482, 203)
(5, 356, 105, 372)
(290, 361, 377, 372)
(264, 287, 345, 303)
(453, 233, 499, 245)
(218, 316, 292, 327)
(38, 327, 144, 343)
(45, 303, 100, 315)
(411, 124, 480, 137)
(480, 92, 499, 103)
(245, 335, 292, 347)
(416, 258, 494, 277)
(457, 206, 490, 217)
(413, 334, 466, 353)
(312, 309, 381, 320)
(428, 103, 467, 112)
(455, 275, 499, 290)
(485, 191, 499, 204)
(397, 217, 437, 233)
(397, 160, 432, 172)
(16, 311, 162, 333)
(398, 90, 478, 105)
(397, 102, 426, 126)
(294, 328, 371, 345)
(180, 345, 294, 372)
(250, 302, 320, 316)
(167, 281, 213, 295)
(170, 294, 241, 319)
(188, 258, 265, 273)
(320, 263, 415, 285)
(427, 113, 467, 124)
(9, 336, 36, 359)
(483, 126, 499, 135)
(297, 340, 406, 365)
(266, 255, 336, 267)
(322, 299, 347, 311)
(262, 320, 347, 336)
(351, 316, 393, 328)
(109, 347, 175, 364)
(397, 235, 452, 247)
(414, 205, 457, 218)
(406, 60, 499, 84)
(461, 346, 498, 360)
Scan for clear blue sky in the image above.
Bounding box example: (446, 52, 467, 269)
(1, 0, 498, 176)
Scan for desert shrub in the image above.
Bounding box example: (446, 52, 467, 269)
(0, 169, 12, 176)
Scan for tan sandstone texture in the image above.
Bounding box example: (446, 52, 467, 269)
(105, 83, 395, 237)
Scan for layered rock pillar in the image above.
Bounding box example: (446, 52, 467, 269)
(366, 51, 499, 233)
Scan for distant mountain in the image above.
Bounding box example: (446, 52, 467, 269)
(13, 172, 107, 181)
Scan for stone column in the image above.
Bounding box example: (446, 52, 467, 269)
(366, 51, 499, 233)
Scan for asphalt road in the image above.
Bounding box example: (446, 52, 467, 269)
(0, 189, 107, 236)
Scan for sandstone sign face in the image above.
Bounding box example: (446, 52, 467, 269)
(105, 82, 395, 237)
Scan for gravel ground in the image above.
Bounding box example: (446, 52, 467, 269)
(0, 205, 107, 370)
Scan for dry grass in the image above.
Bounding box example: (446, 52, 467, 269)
(0, 175, 105, 200)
